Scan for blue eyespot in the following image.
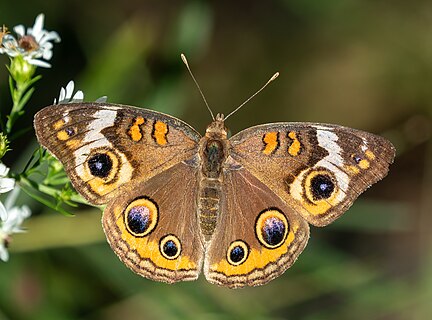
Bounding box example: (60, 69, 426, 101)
(262, 217, 285, 247)
(127, 206, 150, 234)
(124, 197, 158, 237)
(256, 209, 289, 249)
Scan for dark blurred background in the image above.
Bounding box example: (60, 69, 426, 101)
(0, 1, 431, 319)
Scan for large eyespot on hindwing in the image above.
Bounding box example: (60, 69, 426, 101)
(227, 240, 249, 266)
(255, 209, 289, 249)
(159, 234, 181, 260)
(124, 197, 159, 237)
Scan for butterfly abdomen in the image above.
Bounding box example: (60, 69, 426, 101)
(198, 122, 229, 240)
(198, 181, 222, 239)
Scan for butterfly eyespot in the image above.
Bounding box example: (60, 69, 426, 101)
(88, 153, 113, 178)
(351, 151, 373, 170)
(352, 154, 362, 164)
(124, 197, 158, 237)
(57, 127, 77, 141)
(255, 209, 289, 249)
(310, 174, 335, 200)
(304, 169, 338, 202)
(85, 149, 120, 182)
(227, 240, 249, 266)
(160, 235, 181, 260)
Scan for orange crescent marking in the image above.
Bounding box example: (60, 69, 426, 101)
(153, 121, 168, 145)
(128, 116, 145, 142)
(288, 131, 301, 156)
(263, 132, 279, 155)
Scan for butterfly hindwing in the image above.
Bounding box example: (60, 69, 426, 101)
(204, 158, 310, 288)
(34, 103, 201, 205)
(229, 123, 395, 226)
(103, 160, 205, 283)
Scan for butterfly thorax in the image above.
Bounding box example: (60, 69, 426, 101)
(198, 118, 229, 240)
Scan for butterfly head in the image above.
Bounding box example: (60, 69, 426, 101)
(205, 113, 227, 139)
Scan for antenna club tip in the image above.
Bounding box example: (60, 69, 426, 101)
(181, 53, 188, 65)
(271, 72, 280, 80)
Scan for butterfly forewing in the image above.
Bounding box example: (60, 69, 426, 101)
(34, 103, 201, 205)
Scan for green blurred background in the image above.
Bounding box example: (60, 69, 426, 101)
(1, 0, 431, 319)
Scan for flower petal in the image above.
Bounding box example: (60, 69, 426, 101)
(0, 202, 7, 221)
(0, 245, 9, 262)
(0, 178, 15, 194)
(95, 96, 108, 103)
(72, 90, 84, 102)
(2, 205, 31, 233)
(31, 14, 45, 39)
(0, 163, 9, 176)
(13, 25, 25, 37)
(65, 81, 75, 99)
(26, 58, 51, 68)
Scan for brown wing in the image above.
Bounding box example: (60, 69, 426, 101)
(204, 158, 310, 288)
(229, 123, 395, 226)
(103, 161, 205, 283)
(34, 103, 201, 205)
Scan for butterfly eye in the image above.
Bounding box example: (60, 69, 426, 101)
(160, 235, 181, 260)
(255, 209, 289, 249)
(227, 240, 249, 266)
(304, 170, 337, 202)
(124, 197, 158, 237)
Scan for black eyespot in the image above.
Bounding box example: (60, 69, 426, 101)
(127, 206, 151, 234)
(310, 174, 335, 200)
(160, 235, 181, 259)
(87, 153, 112, 178)
(230, 246, 245, 263)
(163, 240, 178, 257)
(227, 240, 249, 265)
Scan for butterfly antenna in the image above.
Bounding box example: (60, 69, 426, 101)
(224, 72, 279, 121)
(181, 54, 215, 121)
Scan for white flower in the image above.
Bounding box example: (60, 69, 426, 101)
(0, 163, 15, 195)
(54, 80, 107, 104)
(54, 81, 84, 104)
(0, 13, 60, 68)
(0, 188, 31, 262)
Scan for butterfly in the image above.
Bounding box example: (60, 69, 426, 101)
(33, 60, 395, 288)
